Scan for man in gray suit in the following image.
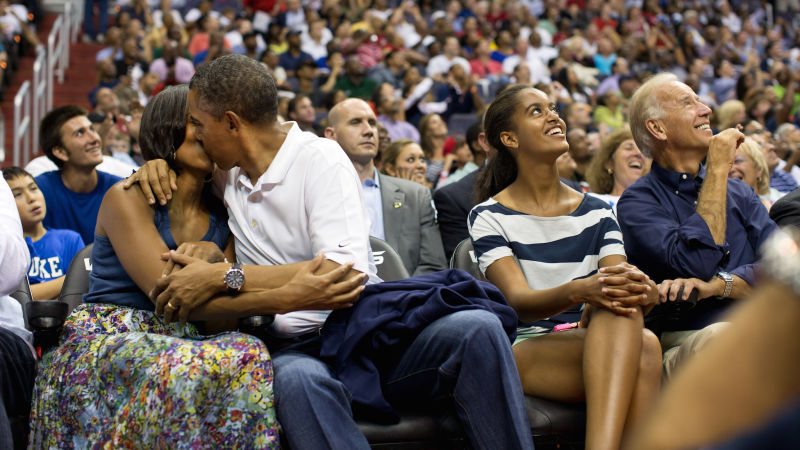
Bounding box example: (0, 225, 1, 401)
(325, 98, 447, 276)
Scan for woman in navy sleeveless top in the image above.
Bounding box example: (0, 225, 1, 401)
(30, 86, 279, 448)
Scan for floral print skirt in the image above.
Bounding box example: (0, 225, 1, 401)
(29, 303, 280, 449)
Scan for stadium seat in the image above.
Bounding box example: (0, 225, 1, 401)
(369, 236, 410, 281)
(57, 244, 93, 312)
(10, 275, 68, 351)
(355, 237, 468, 448)
(446, 113, 478, 139)
(450, 238, 587, 446)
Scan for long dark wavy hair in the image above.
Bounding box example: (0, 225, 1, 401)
(474, 84, 530, 204)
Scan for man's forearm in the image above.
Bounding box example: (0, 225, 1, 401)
(703, 274, 750, 300)
(188, 288, 286, 320)
(696, 167, 729, 244)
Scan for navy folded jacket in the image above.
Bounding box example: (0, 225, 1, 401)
(320, 269, 518, 423)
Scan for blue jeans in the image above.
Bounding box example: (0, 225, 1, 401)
(273, 309, 533, 450)
(83, 0, 108, 39)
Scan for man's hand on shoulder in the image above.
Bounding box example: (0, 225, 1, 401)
(122, 159, 176, 205)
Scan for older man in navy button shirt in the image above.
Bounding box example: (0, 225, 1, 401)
(617, 73, 777, 379)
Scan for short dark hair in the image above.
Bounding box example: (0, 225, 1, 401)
(2, 166, 34, 182)
(465, 121, 483, 153)
(287, 93, 311, 118)
(189, 54, 277, 124)
(139, 85, 188, 169)
(324, 89, 345, 111)
(39, 105, 89, 168)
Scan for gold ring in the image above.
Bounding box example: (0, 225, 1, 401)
(167, 301, 178, 310)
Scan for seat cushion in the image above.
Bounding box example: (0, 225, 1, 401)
(526, 396, 586, 436)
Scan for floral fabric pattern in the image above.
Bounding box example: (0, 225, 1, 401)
(30, 303, 280, 449)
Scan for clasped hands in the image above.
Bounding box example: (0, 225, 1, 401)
(150, 244, 366, 324)
(584, 262, 659, 314)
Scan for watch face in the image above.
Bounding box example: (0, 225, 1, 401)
(225, 270, 245, 289)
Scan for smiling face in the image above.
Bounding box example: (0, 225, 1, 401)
(387, 142, 428, 184)
(7, 175, 46, 232)
(655, 81, 713, 152)
(728, 148, 760, 191)
(54, 116, 104, 169)
(506, 88, 569, 160)
(608, 138, 647, 193)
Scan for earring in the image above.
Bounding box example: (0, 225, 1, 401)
(607, 168, 613, 175)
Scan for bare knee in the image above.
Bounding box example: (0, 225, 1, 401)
(640, 329, 663, 384)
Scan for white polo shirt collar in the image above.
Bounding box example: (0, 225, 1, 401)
(233, 121, 308, 192)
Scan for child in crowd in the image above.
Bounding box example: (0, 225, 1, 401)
(3, 167, 85, 300)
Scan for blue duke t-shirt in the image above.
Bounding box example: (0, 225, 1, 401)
(26, 228, 85, 284)
(35, 170, 121, 244)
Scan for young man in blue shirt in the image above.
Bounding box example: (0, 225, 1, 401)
(35, 105, 122, 244)
(617, 73, 777, 379)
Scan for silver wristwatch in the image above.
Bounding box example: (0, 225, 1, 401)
(759, 227, 800, 297)
(224, 262, 245, 291)
(716, 271, 734, 298)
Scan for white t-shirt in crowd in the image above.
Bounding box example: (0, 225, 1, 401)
(25, 155, 138, 179)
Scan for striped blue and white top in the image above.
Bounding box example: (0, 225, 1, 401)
(468, 194, 626, 329)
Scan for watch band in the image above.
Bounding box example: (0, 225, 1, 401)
(716, 272, 733, 298)
(759, 227, 800, 297)
(224, 262, 245, 291)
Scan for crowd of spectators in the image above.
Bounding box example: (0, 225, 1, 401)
(75, 0, 800, 209)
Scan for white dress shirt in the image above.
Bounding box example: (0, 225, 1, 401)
(216, 122, 378, 337)
(362, 167, 385, 240)
(0, 177, 32, 344)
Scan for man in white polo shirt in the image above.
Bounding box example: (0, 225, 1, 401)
(130, 55, 532, 450)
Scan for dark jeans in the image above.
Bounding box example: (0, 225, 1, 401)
(0, 327, 37, 450)
(272, 310, 533, 449)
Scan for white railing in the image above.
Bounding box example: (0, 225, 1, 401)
(46, 14, 64, 110)
(69, 0, 81, 43)
(9, 0, 80, 167)
(32, 45, 47, 155)
(0, 110, 6, 163)
(13, 81, 31, 167)
(62, 2, 71, 71)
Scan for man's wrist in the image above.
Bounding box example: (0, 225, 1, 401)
(215, 262, 232, 292)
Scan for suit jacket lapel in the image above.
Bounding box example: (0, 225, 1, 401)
(379, 174, 405, 250)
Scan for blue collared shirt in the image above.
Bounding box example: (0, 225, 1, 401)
(617, 162, 777, 286)
(363, 168, 385, 241)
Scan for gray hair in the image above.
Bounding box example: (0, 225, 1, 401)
(629, 73, 677, 157)
(775, 123, 798, 141)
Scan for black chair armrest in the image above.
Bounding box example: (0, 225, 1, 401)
(24, 300, 69, 330)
